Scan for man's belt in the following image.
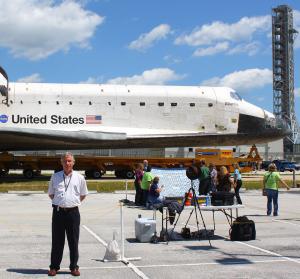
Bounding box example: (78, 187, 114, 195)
(52, 205, 78, 212)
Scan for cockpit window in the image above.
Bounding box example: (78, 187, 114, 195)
(230, 92, 242, 101)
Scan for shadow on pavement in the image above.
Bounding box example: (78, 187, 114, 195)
(7, 268, 71, 275)
(215, 258, 252, 265)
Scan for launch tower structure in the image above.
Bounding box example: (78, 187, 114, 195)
(272, 5, 298, 155)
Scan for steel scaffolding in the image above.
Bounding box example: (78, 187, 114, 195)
(272, 5, 298, 155)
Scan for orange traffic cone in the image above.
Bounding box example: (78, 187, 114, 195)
(185, 192, 192, 206)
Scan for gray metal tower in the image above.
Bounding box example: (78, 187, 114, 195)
(272, 5, 298, 155)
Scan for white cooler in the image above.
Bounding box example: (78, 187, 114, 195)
(135, 217, 156, 242)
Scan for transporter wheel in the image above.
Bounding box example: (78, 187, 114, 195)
(23, 169, 34, 179)
(0, 168, 9, 176)
(124, 170, 134, 179)
(85, 170, 93, 178)
(92, 170, 102, 179)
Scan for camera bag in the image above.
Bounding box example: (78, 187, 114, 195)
(230, 216, 256, 241)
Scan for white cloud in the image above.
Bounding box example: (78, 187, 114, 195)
(175, 15, 270, 47)
(175, 15, 270, 57)
(80, 76, 104, 84)
(295, 88, 300, 97)
(227, 42, 260, 56)
(0, 0, 104, 60)
(163, 55, 181, 64)
(16, 73, 43, 83)
(201, 68, 272, 92)
(193, 42, 229, 56)
(107, 68, 185, 85)
(128, 24, 171, 51)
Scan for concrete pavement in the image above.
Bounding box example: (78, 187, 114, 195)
(0, 189, 300, 278)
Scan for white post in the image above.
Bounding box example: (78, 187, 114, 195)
(120, 201, 125, 260)
(125, 179, 128, 201)
(119, 201, 141, 263)
(292, 169, 296, 188)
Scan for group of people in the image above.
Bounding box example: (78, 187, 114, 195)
(45, 153, 291, 277)
(134, 159, 244, 208)
(135, 158, 291, 218)
(134, 160, 163, 208)
(198, 160, 243, 204)
(201, 160, 291, 216)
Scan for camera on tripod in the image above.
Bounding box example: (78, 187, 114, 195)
(185, 165, 200, 180)
(170, 164, 212, 246)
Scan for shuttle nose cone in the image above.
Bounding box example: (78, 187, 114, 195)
(273, 117, 292, 137)
(263, 109, 290, 136)
(237, 110, 291, 144)
(263, 110, 291, 141)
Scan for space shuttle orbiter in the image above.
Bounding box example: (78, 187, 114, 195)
(0, 66, 289, 151)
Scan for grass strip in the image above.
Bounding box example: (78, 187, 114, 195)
(243, 180, 297, 190)
(0, 180, 134, 193)
(0, 179, 298, 193)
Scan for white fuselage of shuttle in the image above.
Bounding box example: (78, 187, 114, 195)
(0, 79, 288, 151)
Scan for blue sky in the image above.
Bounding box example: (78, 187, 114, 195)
(1, 0, 300, 118)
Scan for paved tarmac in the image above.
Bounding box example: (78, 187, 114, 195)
(1, 189, 300, 279)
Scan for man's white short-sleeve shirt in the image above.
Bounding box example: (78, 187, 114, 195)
(48, 170, 88, 208)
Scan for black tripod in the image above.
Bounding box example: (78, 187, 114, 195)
(171, 180, 212, 247)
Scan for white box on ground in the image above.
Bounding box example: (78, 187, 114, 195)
(135, 217, 156, 242)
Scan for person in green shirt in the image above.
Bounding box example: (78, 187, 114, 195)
(263, 163, 290, 216)
(198, 159, 210, 195)
(141, 165, 154, 207)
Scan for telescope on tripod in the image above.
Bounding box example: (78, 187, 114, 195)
(171, 165, 212, 246)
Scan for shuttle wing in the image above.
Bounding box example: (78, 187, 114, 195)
(0, 127, 129, 151)
(0, 127, 126, 142)
(0, 126, 234, 151)
(0, 123, 288, 151)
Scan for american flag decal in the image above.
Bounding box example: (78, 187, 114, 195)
(86, 115, 102, 124)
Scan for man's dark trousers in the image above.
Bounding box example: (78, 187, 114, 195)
(50, 207, 80, 270)
(199, 178, 210, 195)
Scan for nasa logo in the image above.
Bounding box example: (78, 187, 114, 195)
(0, 114, 8, 123)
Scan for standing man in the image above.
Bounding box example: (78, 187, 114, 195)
(143, 160, 149, 171)
(233, 163, 243, 204)
(134, 163, 144, 206)
(208, 163, 217, 193)
(48, 152, 88, 277)
(198, 159, 210, 195)
(141, 165, 153, 207)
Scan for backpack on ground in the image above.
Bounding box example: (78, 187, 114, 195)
(230, 216, 256, 241)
